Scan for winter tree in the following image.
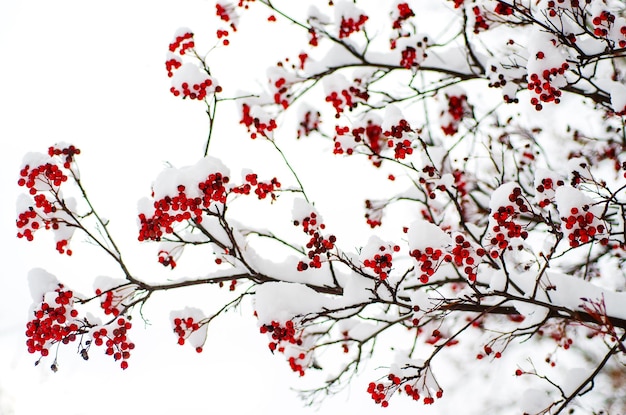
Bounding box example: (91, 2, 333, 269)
(16, 0, 626, 413)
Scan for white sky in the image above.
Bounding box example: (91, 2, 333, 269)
(0, 1, 431, 414)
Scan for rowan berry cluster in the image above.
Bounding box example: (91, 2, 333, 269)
(561, 206, 608, 247)
(476, 344, 503, 360)
(138, 176, 229, 242)
(17, 145, 79, 253)
(472, 6, 490, 33)
(173, 317, 204, 352)
(271, 77, 290, 109)
(450, 234, 484, 282)
(294, 212, 336, 270)
(92, 317, 135, 369)
(363, 245, 400, 280)
(26, 284, 82, 358)
(391, 3, 415, 30)
(169, 31, 194, 55)
(545, 0, 584, 18)
(240, 103, 278, 138)
(487, 187, 531, 256)
(95, 288, 126, 317)
(441, 93, 469, 136)
(528, 61, 568, 110)
(494, 2, 513, 15)
(260, 321, 309, 375)
(338, 14, 368, 38)
(297, 110, 321, 138)
(367, 378, 396, 407)
(364, 199, 385, 228)
(18, 159, 68, 195)
(384, 119, 414, 159)
(170, 79, 216, 100)
(325, 79, 369, 117)
(165, 55, 182, 77)
(216, 3, 238, 31)
(535, 176, 564, 208)
(591, 10, 614, 38)
(167, 30, 220, 99)
(47, 145, 80, 169)
(410, 246, 451, 284)
(232, 173, 281, 200)
(368, 373, 442, 407)
(397, 37, 429, 70)
(158, 250, 177, 269)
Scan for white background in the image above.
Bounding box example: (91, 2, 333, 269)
(0, 1, 428, 414)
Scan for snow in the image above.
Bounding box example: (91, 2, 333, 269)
(407, 219, 452, 252)
(152, 156, 230, 200)
(254, 281, 328, 324)
(27, 268, 60, 302)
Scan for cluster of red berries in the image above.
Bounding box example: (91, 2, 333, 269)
(55, 239, 72, 256)
(476, 344, 503, 360)
(450, 234, 484, 282)
(16, 193, 62, 243)
(294, 212, 336, 270)
(472, 6, 490, 33)
(260, 320, 301, 350)
(402, 382, 422, 401)
(367, 377, 397, 407)
(535, 177, 564, 208)
(158, 250, 177, 269)
(364, 199, 384, 228)
(272, 77, 290, 109)
(528, 62, 568, 110)
(170, 79, 216, 101)
(240, 103, 278, 138)
(232, 173, 282, 201)
(494, 2, 513, 15)
(47, 145, 80, 169)
(173, 317, 204, 353)
(92, 317, 135, 369)
(216, 3, 237, 31)
(450, 0, 464, 8)
(165, 56, 182, 77)
(287, 353, 307, 377)
(392, 3, 415, 29)
(368, 374, 442, 407)
(441, 94, 469, 136)
(18, 161, 68, 195)
(96, 288, 123, 317)
(398, 38, 428, 69)
(166, 30, 220, 99)
(297, 110, 321, 138)
(590, 10, 626, 48)
(169, 31, 194, 55)
(488, 187, 531, 254)
(260, 320, 308, 374)
(325, 82, 369, 117)
(562, 206, 608, 247)
(545, 0, 585, 18)
(138, 177, 229, 242)
(17, 146, 79, 250)
(350, 121, 383, 156)
(308, 28, 319, 47)
(16, 210, 39, 242)
(591, 10, 614, 37)
(333, 125, 354, 155)
(410, 246, 451, 284)
(363, 245, 400, 280)
(26, 284, 81, 358)
(338, 14, 368, 38)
